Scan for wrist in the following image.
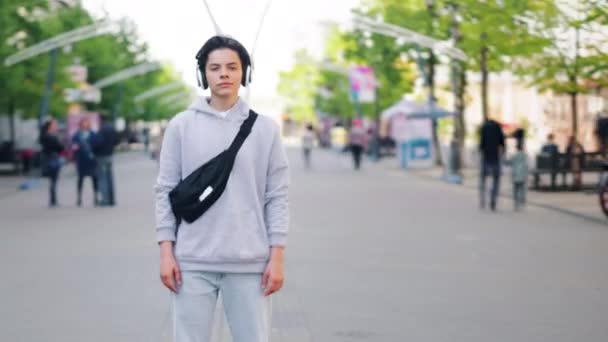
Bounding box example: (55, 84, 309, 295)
(270, 246, 284, 262)
(159, 241, 174, 257)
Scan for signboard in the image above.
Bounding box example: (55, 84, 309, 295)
(67, 64, 88, 83)
(389, 113, 434, 169)
(64, 86, 101, 104)
(349, 66, 377, 103)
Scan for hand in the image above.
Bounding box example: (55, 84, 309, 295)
(159, 242, 181, 293)
(262, 251, 285, 297)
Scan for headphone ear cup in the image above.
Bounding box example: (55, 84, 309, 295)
(202, 73, 209, 90)
(196, 65, 202, 88)
(243, 65, 252, 87)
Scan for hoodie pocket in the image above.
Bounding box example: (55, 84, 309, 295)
(175, 207, 269, 263)
(215, 208, 269, 262)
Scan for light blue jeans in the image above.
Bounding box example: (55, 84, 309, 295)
(173, 271, 268, 342)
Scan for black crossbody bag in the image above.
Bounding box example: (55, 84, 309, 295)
(169, 110, 258, 223)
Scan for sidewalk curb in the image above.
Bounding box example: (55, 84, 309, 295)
(405, 169, 607, 226)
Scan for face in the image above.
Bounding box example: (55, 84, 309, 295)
(48, 120, 58, 134)
(80, 119, 91, 131)
(205, 48, 243, 98)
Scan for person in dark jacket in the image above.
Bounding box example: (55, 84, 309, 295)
(39, 118, 65, 207)
(93, 114, 119, 206)
(72, 118, 98, 207)
(541, 133, 559, 155)
(479, 118, 505, 211)
(541, 133, 560, 188)
(348, 119, 367, 170)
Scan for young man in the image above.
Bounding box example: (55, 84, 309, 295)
(154, 36, 289, 342)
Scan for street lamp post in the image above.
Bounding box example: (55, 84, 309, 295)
(39, 49, 58, 128)
(4, 20, 120, 127)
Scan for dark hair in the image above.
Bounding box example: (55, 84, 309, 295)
(38, 119, 54, 143)
(41, 120, 52, 134)
(99, 113, 109, 123)
(195, 35, 252, 89)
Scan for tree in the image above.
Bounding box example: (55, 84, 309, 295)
(313, 24, 356, 122)
(276, 49, 319, 123)
(315, 69, 355, 122)
(1, 2, 187, 130)
(517, 0, 608, 136)
(458, 1, 557, 120)
(341, 29, 416, 119)
(363, 0, 448, 163)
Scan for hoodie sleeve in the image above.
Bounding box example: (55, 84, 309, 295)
(154, 119, 182, 243)
(264, 123, 290, 248)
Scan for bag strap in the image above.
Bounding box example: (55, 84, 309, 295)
(227, 110, 258, 155)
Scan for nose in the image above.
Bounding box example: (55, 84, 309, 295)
(220, 66, 229, 79)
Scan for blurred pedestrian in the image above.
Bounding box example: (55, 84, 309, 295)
(93, 114, 119, 206)
(154, 35, 289, 342)
(565, 135, 585, 189)
(541, 133, 559, 155)
(143, 126, 151, 153)
(348, 119, 367, 170)
(509, 140, 528, 211)
(72, 118, 98, 207)
(479, 118, 505, 211)
(302, 123, 315, 169)
(541, 133, 559, 188)
(39, 118, 65, 207)
(595, 111, 608, 157)
(512, 127, 525, 149)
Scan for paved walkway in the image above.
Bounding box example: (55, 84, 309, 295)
(1, 148, 607, 341)
(397, 165, 606, 224)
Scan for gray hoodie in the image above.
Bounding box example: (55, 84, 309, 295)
(154, 97, 289, 273)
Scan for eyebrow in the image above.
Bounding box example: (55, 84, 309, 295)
(208, 62, 239, 67)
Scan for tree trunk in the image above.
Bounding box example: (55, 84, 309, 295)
(455, 64, 467, 163)
(480, 32, 489, 121)
(570, 92, 578, 138)
(429, 50, 443, 166)
(570, 91, 581, 189)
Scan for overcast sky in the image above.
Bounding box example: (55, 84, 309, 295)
(81, 0, 359, 114)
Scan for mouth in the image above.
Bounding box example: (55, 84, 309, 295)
(218, 83, 233, 87)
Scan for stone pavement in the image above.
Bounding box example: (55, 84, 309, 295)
(396, 164, 607, 225)
(1, 147, 608, 341)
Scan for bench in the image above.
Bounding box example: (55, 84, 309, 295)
(531, 152, 604, 190)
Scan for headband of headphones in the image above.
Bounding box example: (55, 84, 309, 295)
(195, 36, 253, 89)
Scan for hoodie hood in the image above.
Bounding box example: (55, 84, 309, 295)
(188, 96, 250, 123)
